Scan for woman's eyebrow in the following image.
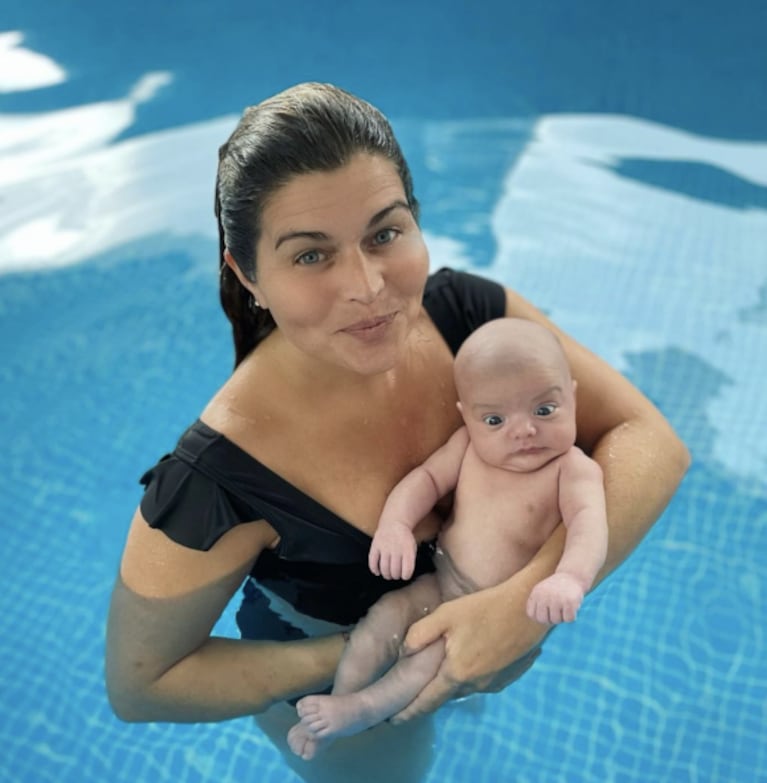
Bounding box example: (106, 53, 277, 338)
(366, 199, 412, 227)
(274, 230, 327, 250)
(274, 200, 411, 250)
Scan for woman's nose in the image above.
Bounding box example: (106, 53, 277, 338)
(343, 249, 384, 303)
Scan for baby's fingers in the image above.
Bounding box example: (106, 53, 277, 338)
(368, 547, 381, 576)
(561, 596, 582, 623)
(526, 593, 548, 625)
(369, 548, 394, 580)
(401, 549, 416, 581)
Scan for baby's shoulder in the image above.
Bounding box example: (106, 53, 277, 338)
(559, 446, 603, 480)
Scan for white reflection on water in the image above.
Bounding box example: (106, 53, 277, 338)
(0, 31, 66, 93)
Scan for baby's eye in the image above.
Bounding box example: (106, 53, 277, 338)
(535, 404, 557, 417)
(296, 249, 324, 266)
(482, 414, 505, 427)
(371, 228, 398, 246)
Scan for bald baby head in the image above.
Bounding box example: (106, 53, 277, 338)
(454, 318, 572, 399)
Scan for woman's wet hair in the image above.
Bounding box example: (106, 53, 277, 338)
(215, 82, 419, 366)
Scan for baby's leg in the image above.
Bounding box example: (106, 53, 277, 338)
(291, 575, 443, 755)
(297, 636, 445, 743)
(289, 597, 415, 765)
(332, 574, 441, 696)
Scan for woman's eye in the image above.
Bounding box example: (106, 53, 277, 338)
(371, 228, 397, 246)
(482, 414, 504, 427)
(535, 404, 556, 417)
(296, 249, 323, 266)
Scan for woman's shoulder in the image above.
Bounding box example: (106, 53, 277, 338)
(423, 267, 507, 354)
(199, 352, 280, 448)
(119, 505, 275, 598)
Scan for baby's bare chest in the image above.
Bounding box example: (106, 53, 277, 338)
(445, 457, 562, 571)
(460, 456, 560, 517)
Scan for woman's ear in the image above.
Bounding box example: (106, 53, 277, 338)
(224, 249, 249, 287)
(224, 249, 267, 309)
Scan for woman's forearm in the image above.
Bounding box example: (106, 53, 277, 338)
(591, 414, 690, 582)
(110, 634, 345, 723)
(106, 574, 346, 723)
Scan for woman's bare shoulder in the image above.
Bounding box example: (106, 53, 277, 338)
(119, 507, 278, 599)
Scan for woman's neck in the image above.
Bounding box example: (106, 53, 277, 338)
(252, 326, 416, 401)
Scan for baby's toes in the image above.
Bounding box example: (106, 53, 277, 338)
(296, 695, 322, 718)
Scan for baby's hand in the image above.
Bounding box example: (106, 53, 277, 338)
(368, 521, 417, 580)
(526, 573, 585, 624)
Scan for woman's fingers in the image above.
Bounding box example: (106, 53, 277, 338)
(390, 665, 461, 722)
(399, 603, 446, 655)
(391, 601, 486, 721)
(391, 640, 544, 723)
(389, 587, 551, 723)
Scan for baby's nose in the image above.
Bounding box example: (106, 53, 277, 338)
(510, 416, 536, 438)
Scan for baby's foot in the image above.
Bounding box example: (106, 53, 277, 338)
(296, 693, 377, 742)
(287, 721, 325, 761)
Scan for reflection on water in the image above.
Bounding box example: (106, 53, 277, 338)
(0, 31, 66, 92)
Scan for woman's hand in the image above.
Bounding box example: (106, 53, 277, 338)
(390, 574, 550, 723)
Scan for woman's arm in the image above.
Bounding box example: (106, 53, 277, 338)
(392, 287, 691, 720)
(105, 510, 345, 722)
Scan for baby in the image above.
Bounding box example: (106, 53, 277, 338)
(288, 317, 608, 760)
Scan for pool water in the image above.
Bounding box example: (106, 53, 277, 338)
(1, 2, 765, 782)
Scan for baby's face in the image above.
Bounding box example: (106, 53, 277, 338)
(458, 363, 577, 472)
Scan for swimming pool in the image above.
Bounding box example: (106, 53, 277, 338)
(1, 2, 765, 781)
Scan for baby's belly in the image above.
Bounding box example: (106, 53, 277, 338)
(437, 519, 546, 594)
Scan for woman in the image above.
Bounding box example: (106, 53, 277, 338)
(105, 82, 689, 781)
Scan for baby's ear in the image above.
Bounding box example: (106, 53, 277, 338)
(456, 400, 471, 426)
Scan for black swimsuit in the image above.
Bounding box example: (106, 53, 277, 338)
(139, 268, 505, 629)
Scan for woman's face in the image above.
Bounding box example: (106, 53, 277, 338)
(240, 154, 429, 377)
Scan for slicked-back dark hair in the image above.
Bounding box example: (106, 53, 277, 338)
(215, 82, 419, 367)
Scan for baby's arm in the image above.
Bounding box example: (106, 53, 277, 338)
(526, 448, 608, 623)
(369, 427, 469, 580)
